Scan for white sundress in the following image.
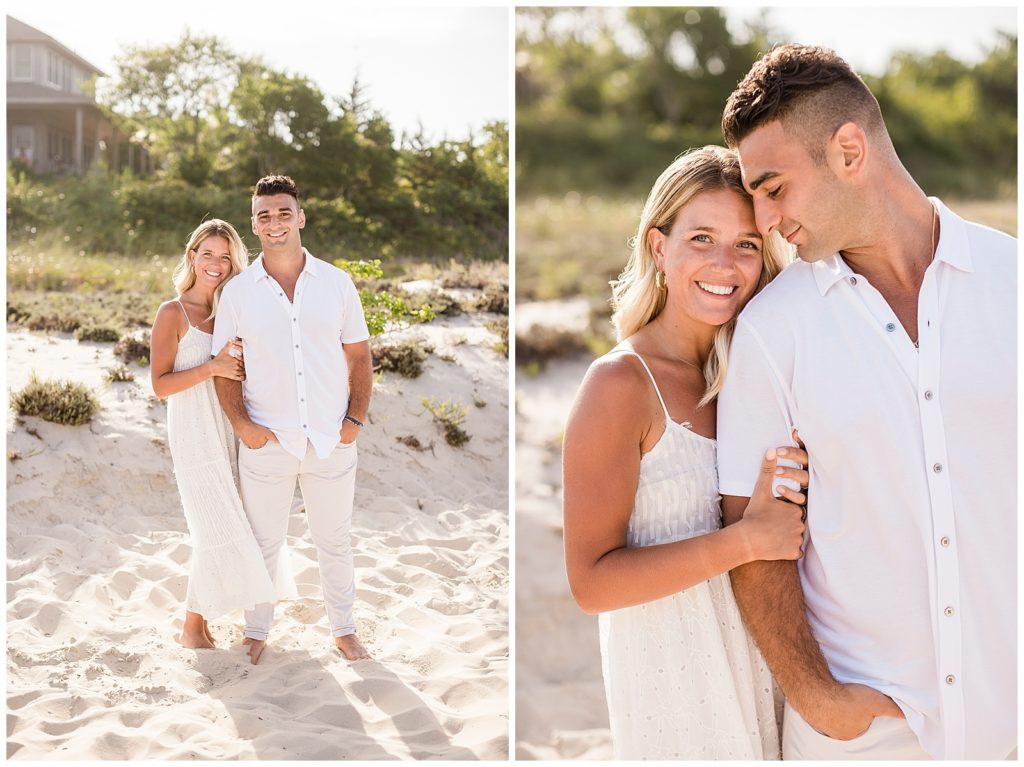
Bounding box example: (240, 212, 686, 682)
(165, 300, 278, 619)
(598, 347, 782, 760)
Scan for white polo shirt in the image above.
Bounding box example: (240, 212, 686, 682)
(212, 249, 370, 460)
(716, 198, 1016, 760)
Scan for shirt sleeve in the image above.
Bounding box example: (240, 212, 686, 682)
(338, 272, 370, 344)
(211, 284, 239, 357)
(716, 317, 797, 498)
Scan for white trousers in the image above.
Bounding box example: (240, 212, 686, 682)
(782, 701, 930, 760)
(237, 439, 358, 640)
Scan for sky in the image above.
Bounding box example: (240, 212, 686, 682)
(725, 5, 1017, 75)
(5, 3, 510, 142)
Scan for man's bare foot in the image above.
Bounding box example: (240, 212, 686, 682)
(202, 620, 216, 647)
(178, 631, 215, 650)
(335, 634, 370, 660)
(244, 638, 266, 665)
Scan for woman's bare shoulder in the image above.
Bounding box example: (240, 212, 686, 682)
(570, 350, 653, 422)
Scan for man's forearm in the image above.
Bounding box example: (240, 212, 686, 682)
(345, 351, 372, 421)
(730, 559, 838, 715)
(723, 496, 838, 720)
(213, 377, 254, 432)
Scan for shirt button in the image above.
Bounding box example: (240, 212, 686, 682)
(298, 371, 302, 376)
(945, 674, 956, 685)
(885, 322, 896, 332)
(849, 277, 857, 285)
(300, 398, 304, 402)
(944, 606, 955, 617)
(940, 536, 951, 547)
(302, 424, 307, 428)
(293, 318, 297, 322)
(924, 390, 933, 400)
(295, 344, 299, 349)
(933, 462, 943, 473)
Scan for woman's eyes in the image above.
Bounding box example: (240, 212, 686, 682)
(689, 234, 760, 250)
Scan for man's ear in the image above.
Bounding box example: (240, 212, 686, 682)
(297, 209, 306, 229)
(828, 121, 868, 179)
(251, 217, 258, 236)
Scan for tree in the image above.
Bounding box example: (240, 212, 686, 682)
(102, 31, 239, 184)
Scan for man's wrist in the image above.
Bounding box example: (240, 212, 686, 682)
(343, 414, 364, 428)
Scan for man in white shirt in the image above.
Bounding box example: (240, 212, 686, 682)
(213, 175, 373, 664)
(716, 45, 1016, 759)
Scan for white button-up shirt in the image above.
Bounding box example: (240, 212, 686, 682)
(212, 249, 370, 460)
(717, 198, 1016, 760)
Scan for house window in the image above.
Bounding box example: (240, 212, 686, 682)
(48, 129, 72, 166)
(47, 51, 65, 88)
(12, 45, 32, 80)
(12, 126, 34, 166)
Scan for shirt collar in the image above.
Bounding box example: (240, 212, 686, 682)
(251, 248, 321, 281)
(811, 196, 972, 297)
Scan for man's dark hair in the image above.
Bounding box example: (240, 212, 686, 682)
(252, 174, 299, 200)
(722, 44, 884, 163)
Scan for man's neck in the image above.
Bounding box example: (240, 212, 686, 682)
(839, 178, 935, 292)
(262, 246, 305, 280)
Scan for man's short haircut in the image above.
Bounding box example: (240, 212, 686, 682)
(252, 174, 299, 201)
(722, 44, 885, 164)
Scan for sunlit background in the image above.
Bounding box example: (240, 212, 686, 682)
(514, 6, 1018, 761)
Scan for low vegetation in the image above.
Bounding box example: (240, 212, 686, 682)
(486, 318, 509, 357)
(105, 365, 136, 383)
(114, 332, 152, 366)
(422, 397, 470, 447)
(371, 337, 435, 378)
(11, 374, 100, 426)
(75, 325, 121, 343)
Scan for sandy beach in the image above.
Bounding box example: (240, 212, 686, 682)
(6, 311, 509, 760)
(514, 299, 610, 760)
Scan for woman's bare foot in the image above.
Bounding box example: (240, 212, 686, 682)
(335, 634, 370, 660)
(178, 631, 216, 649)
(202, 620, 216, 647)
(179, 611, 215, 649)
(242, 637, 266, 665)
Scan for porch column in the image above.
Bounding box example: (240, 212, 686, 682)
(74, 106, 84, 173)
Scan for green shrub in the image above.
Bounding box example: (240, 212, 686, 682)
(473, 283, 509, 314)
(75, 325, 121, 343)
(421, 397, 470, 447)
(401, 288, 464, 318)
(371, 337, 434, 378)
(114, 332, 151, 366)
(105, 365, 135, 383)
(11, 374, 100, 425)
(27, 314, 81, 333)
(486, 317, 509, 357)
(515, 325, 590, 368)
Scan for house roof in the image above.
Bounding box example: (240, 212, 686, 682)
(7, 81, 101, 106)
(7, 15, 107, 77)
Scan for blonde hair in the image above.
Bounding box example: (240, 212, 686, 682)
(171, 219, 249, 322)
(610, 145, 791, 407)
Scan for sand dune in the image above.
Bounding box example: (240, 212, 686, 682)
(6, 313, 508, 760)
(514, 353, 610, 760)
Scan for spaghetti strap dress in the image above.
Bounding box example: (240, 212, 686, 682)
(597, 345, 782, 760)
(165, 299, 278, 619)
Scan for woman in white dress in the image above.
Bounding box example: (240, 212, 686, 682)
(563, 146, 808, 759)
(150, 219, 277, 661)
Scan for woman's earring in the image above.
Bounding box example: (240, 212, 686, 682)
(656, 271, 667, 291)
